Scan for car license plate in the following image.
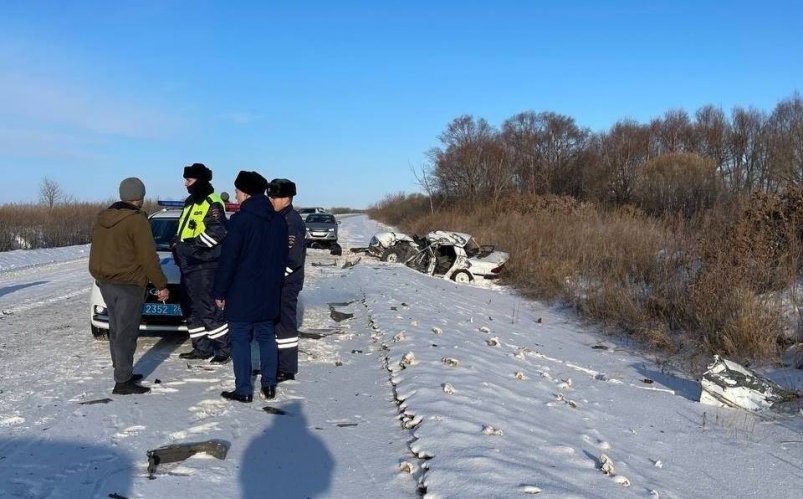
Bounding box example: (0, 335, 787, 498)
(143, 303, 183, 316)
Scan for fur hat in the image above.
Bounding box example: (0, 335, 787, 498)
(119, 177, 146, 202)
(183, 163, 213, 182)
(234, 170, 267, 196)
(267, 178, 297, 198)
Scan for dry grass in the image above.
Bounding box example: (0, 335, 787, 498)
(0, 200, 160, 251)
(369, 192, 800, 363)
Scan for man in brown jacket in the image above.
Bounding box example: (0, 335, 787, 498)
(89, 177, 169, 395)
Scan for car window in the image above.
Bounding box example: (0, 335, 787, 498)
(150, 217, 179, 251)
(464, 237, 481, 258)
(306, 214, 335, 224)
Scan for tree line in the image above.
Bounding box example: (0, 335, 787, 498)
(423, 92, 803, 216)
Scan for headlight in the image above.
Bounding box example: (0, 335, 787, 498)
(94, 305, 107, 315)
(328, 228, 335, 232)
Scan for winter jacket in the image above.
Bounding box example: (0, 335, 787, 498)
(89, 202, 168, 289)
(212, 194, 288, 322)
(174, 181, 228, 274)
(279, 204, 306, 287)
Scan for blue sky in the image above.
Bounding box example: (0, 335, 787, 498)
(1, 1, 801, 208)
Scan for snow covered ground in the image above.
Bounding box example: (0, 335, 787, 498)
(1, 214, 802, 498)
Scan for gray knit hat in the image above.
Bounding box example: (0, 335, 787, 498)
(119, 177, 146, 201)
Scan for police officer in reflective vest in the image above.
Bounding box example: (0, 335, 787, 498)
(267, 178, 305, 381)
(174, 163, 231, 362)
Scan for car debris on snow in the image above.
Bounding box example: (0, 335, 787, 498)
(146, 439, 229, 476)
(699, 355, 799, 411)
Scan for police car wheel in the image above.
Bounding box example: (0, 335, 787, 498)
(91, 324, 110, 341)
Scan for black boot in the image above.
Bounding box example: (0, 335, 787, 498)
(221, 391, 252, 403)
(210, 354, 231, 364)
(131, 373, 144, 382)
(113, 379, 150, 395)
(179, 350, 212, 360)
(261, 385, 276, 400)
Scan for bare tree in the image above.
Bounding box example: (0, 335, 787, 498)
(410, 162, 438, 214)
(726, 107, 770, 193)
(766, 92, 803, 188)
(596, 120, 652, 204)
(39, 177, 64, 210)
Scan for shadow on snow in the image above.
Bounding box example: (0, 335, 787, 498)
(240, 400, 334, 498)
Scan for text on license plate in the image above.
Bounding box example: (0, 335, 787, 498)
(143, 303, 183, 316)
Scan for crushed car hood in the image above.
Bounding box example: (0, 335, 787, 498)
(370, 232, 416, 248)
(426, 231, 471, 246)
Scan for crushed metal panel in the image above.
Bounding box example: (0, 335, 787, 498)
(147, 439, 229, 475)
(699, 355, 798, 411)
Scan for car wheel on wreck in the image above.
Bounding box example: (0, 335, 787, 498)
(330, 243, 343, 256)
(381, 247, 405, 263)
(451, 270, 473, 284)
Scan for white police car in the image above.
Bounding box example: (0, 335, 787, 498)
(89, 200, 236, 339)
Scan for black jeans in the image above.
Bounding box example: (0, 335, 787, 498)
(98, 283, 145, 383)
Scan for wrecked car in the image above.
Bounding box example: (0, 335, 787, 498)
(406, 231, 509, 283)
(358, 230, 509, 283)
(362, 231, 424, 262)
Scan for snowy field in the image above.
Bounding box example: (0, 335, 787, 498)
(0, 214, 802, 498)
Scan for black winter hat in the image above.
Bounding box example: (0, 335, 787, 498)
(267, 178, 297, 197)
(183, 163, 213, 182)
(235, 170, 267, 196)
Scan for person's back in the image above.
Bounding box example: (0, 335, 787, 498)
(215, 194, 287, 321)
(90, 203, 158, 286)
(214, 170, 288, 403)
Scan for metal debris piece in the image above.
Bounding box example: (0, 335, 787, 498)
(263, 406, 289, 415)
(78, 398, 113, 405)
(146, 439, 229, 475)
(329, 308, 354, 322)
(342, 257, 361, 269)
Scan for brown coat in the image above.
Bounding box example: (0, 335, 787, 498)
(89, 202, 168, 289)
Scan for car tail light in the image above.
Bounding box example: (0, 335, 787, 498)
(490, 265, 503, 274)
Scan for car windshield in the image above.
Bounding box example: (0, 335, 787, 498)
(464, 237, 481, 258)
(306, 214, 335, 224)
(150, 217, 179, 251)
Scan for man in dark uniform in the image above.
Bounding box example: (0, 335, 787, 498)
(268, 178, 305, 382)
(174, 163, 231, 362)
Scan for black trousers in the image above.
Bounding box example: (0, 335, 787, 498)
(276, 281, 302, 374)
(182, 268, 230, 356)
(98, 283, 145, 383)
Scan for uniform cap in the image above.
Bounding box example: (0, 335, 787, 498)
(183, 163, 213, 182)
(267, 178, 297, 197)
(234, 170, 267, 196)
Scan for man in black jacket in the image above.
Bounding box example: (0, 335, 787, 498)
(174, 163, 230, 362)
(268, 178, 306, 382)
(213, 171, 288, 402)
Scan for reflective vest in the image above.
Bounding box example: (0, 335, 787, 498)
(177, 193, 223, 241)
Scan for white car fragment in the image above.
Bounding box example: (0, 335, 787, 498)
(699, 355, 798, 411)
